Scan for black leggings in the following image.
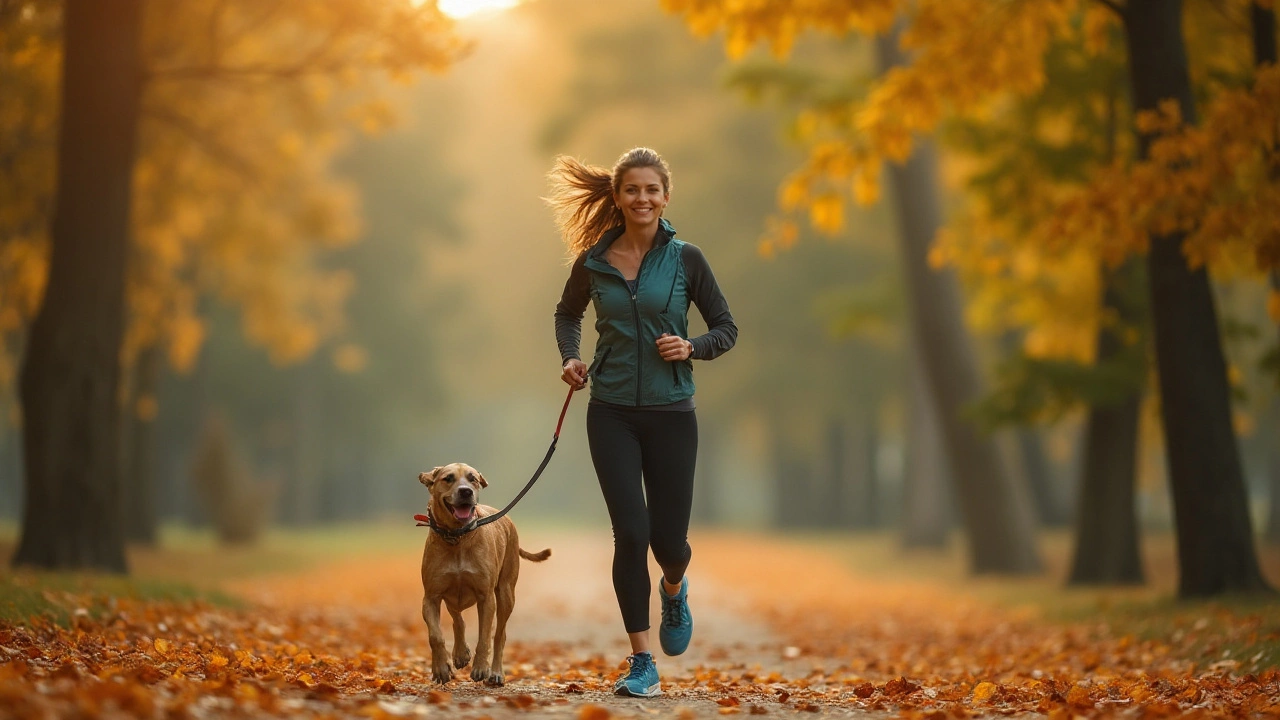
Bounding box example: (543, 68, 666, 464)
(586, 402, 698, 634)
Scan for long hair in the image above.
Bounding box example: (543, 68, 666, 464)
(545, 147, 671, 257)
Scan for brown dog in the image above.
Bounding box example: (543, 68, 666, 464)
(418, 463, 550, 686)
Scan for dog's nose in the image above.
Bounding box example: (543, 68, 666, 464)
(458, 486, 474, 500)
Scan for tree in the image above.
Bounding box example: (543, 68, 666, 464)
(1122, 0, 1269, 595)
(1254, 0, 1280, 547)
(13, 0, 145, 571)
(6, 0, 464, 566)
(663, 0, 1277, 594)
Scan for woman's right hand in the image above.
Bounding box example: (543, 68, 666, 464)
(562, 359, 588, 390)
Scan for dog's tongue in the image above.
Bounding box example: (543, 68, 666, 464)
(453, 505, 474, 521)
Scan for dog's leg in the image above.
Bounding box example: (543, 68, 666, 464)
(488, 582, 516, 686)
(422, 597, 452, 684)
(448, 606, 471, 670)
(469, 590, 497, 683)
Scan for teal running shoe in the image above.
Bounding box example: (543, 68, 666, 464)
(613, 651, 661, 697)
(659, 576, 694, 656)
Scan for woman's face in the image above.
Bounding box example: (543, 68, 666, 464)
(614, 166, 668, 229)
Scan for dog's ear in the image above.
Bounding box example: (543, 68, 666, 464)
(418, 467, 442, 487)
(474, 470, 488, 488)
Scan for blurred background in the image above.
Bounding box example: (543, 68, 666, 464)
(1, 0, 1277, 588)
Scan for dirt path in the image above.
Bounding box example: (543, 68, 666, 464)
(223, 528, 872, 718)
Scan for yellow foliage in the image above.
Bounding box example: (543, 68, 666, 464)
(665, 0, 1280, 382)
(808, 193, 844, 234)
(0, 0, 466, 416)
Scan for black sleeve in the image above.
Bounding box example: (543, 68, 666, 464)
(554, 253, 591, 363)
(682, 244, 737, 360)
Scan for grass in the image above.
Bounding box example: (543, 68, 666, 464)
(780, 528, 1280, 672)
(0, 519, 425, 626)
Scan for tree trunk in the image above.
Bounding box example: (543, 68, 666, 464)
(1123, 0, 1271, 595)
(1018, 429, 1067, 526)
(1267, 394, 1280, 544)
(771, 412, 809, 529)
(900, 344, 951, 548)
(1253, 0, 1280, 547)
(13, 0, 144, 572)
(1068, 260, 1146, 585)
(121, 345, 160, 545)
(876, 26, 1042, 574)
(284, 358, 321, 525)
(859, 413, 879, 527)
(823, 417, 847, 528)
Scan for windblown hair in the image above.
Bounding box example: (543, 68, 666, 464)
(545, 147, 671, 257)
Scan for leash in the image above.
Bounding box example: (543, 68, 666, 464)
(414, 383, 579, 542)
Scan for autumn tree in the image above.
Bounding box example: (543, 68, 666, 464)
(13, 0, 144, 571)
(937, 25, 1147, 584)
(663, 0, 1277, 594)
(1255, 0, 1280, 547)
(3, 0, 464, 568)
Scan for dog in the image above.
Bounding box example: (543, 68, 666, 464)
(418, 463, 551, 686)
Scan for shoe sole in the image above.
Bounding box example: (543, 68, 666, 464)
(614, 683, 662, 698)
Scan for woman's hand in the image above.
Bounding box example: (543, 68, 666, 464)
(657, 333, 693, 362)
(562, 358, 588, 390)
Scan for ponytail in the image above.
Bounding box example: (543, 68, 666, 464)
(545, 148, 672, 258)
(545, 156, 621, 257)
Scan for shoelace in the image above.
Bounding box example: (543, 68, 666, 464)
(627, 652, 655, 678)
(661, 594, 685, 628)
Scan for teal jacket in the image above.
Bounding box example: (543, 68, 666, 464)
(555, 219, 738, 406)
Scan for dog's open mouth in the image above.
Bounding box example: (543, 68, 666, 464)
(444, 499, 475, 522)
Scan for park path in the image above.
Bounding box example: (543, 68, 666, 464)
(222, 527, 878, 718)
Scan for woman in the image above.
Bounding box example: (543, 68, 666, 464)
(548, 147, 738, 698)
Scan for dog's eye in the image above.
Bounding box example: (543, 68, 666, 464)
(466, 473, 477, 482)
(441, 474, 454, 484)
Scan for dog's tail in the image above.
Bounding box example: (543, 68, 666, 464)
(519, 547, 551, 562)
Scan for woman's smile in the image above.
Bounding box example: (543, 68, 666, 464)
(615, 167, 668, 227)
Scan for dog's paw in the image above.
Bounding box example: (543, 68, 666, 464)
(469, 663, 492, 683)
(453, 645, 472, 669)
(485, 670, 505, 687)
(431, 661, 453, 685)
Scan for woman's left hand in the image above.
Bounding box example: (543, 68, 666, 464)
(657, 333, 693, 362)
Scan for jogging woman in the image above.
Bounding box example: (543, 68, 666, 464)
(548, 147, 738, 697)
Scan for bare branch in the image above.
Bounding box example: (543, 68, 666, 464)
(141, 104, 258, 182)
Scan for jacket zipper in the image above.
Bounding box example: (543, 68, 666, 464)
(630, 249, 657, 405)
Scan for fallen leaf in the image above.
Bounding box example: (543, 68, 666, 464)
(972, 681, 998, 703)
(579, 705, 611, 720)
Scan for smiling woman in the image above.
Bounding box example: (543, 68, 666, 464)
(436, 0, 523, 19)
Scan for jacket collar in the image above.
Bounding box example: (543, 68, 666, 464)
(587, 218, 676, 260)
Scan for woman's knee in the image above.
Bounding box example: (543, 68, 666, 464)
(650, 536, 691, 570)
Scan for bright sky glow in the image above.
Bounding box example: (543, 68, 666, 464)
(436, 0, 523, 19)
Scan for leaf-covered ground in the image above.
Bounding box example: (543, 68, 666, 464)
(1, 526, 1278, 719)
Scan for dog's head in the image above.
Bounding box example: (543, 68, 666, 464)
(418, 463, 488, 527)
